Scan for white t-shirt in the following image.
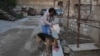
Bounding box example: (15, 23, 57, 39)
(40, 10, 59, 26)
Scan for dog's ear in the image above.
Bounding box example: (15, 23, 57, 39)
(56, 38, 60, 40)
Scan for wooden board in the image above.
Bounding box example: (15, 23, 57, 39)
(52, 40, 64, 56)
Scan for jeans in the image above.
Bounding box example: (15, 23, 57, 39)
(42, 25, 51, 35)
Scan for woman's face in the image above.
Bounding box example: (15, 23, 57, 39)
(49, 11, 55, 16)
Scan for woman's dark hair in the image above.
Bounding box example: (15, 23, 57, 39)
(49, 8, 57, 15)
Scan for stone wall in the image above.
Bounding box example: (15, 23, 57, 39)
(62, 0, 100, 44)
(89, 6, 100, 44)
(16, 0, 54, 14)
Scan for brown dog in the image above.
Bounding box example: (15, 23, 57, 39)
(35, 33, 58, 52)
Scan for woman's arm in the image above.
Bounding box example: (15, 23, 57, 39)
(43, 15, 52, 26)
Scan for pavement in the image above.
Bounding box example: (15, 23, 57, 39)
(60, 29, 100, 56)
(0, 15, 100, 56)
(0, 16, 41, 56)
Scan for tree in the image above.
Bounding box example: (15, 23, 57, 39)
(0, 0, 17, 11)
(7, 0, 17, 8)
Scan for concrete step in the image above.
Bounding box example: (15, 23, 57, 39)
(74, 49, 100, 56)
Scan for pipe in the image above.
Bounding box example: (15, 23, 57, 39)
(77, 0, 81, 48)
(67, 0, 70, 29)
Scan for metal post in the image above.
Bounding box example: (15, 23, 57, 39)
(67, 0, 70, 29)
(97, 0, 98, 5)
(99, 22, 100, 45)
(77, 0, 81, 48)
(90, 0, 92, 14)
(54, 0, 56, 8)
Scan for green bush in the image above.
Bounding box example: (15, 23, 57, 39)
(0, 0, 17, 12)
(16, 14, 24, 19)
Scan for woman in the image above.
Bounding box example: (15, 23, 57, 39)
(40, 8, 57, 35)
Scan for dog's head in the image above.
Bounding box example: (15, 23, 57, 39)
(52, 39, 59, 48)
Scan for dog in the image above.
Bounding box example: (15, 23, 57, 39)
(35, 32, 58, 52)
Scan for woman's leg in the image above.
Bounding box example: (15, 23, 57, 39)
(42, 25, 48, 33)
(42, 25, 50, 35)
(46, 25, 51, 35)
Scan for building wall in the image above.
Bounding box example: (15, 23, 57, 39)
(17, 0, 54, 14)
(89, 6, 100, 44)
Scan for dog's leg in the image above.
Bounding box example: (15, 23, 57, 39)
(35, 35, 41, 48)
(45, 39, 51, 52)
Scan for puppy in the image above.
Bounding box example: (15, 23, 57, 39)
(35, 33, 58, 52)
